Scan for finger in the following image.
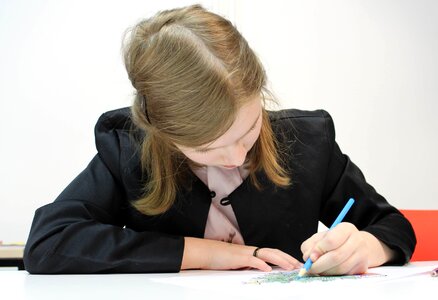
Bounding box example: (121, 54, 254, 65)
(249, 256, 272, 272)
(255, 248, 296, 270)
(301, 232, 326, 260)
(273, 249, 303, 269)
(301, 232, 325, 252)
(309, 229, 363, 274)
(309, 223, 355, 262)
(319, 250, 368, 275)
(274, 250, 303, 269)
(344, 255, 368, 275)
(256, 248, 302, 270)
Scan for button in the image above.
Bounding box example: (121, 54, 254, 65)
(220, 197, 231, 206)
(210, 191, 216, 198)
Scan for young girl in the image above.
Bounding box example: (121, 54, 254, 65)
(24, 5, 415, 275)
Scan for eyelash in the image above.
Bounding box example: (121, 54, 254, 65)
(195, 148, 210, 154)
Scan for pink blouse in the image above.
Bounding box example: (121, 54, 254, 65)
(191, 165, 249, 245)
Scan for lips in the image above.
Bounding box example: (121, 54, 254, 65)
(222, 165, 238, 169)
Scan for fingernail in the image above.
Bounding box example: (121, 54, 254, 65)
(303, 250, 310, 260)
(310, 252, 319, 262)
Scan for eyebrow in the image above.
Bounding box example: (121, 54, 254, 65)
(196, 112, 261, 151)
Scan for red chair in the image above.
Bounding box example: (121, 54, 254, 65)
(400, 210, 438, 261)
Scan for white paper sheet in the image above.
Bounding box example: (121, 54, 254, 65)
(149, 262, 438, 300)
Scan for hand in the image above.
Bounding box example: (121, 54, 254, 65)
(182, 237, 302, 272)
(301, 222, 396, 275)
(300, 222, 370, 275)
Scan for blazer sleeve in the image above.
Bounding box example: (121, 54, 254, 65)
(23, 112, 184, 274)
(318, 111, 416, 264)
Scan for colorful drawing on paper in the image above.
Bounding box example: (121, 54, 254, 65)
(245, 270, 384, 284)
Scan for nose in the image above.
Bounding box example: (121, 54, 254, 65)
(223, 142, 247, 166)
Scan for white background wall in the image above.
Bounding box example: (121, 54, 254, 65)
(1, 0, 437, 243)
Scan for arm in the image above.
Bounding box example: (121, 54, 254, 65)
(300, 111, 416, 275)
(181, 237, 301, 271)
(24, 155, 184, 273)
(24, 110, 301, 274)
(24, 154, 300, 274)
(24, 111, 185, 273)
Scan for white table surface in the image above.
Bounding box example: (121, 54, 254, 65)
(1, 261, 436, 300)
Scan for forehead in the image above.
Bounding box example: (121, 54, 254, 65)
(204, 96, 262, 148)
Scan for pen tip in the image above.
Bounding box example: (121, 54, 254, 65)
(298, 268, 307, 277)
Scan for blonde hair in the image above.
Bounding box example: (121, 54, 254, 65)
(123, 5, 290, 215)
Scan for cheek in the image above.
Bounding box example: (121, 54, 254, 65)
(243, 123, 262, 150)
(183, 151, 219, 165)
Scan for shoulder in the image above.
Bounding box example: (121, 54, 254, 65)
(93, 107, 142, 177)
(94, 107, 137, 153)
(268, 109, 335, 143)
(268, 109, 340, 185)
(95, 107, 133, 133)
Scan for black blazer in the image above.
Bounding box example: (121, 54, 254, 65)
(24, 108, 416, 273)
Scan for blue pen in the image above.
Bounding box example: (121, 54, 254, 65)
(298, 198, 355, 277)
